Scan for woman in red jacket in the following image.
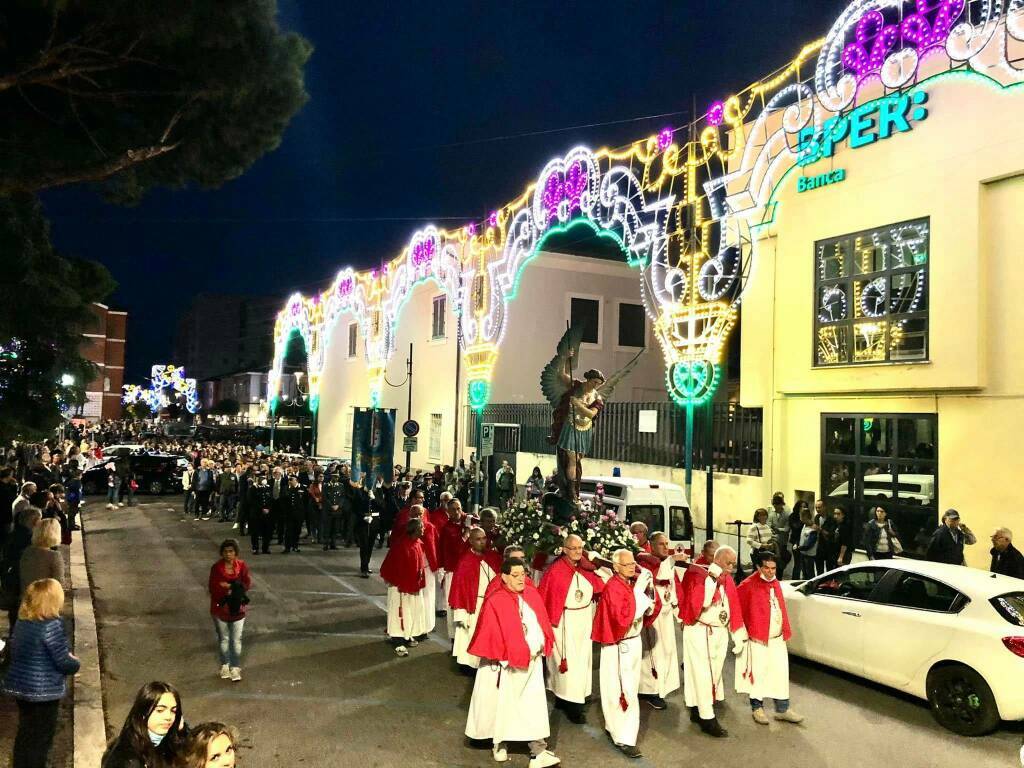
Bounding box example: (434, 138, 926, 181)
(208, 539, 252, 682)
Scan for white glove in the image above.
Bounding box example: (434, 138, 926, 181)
(732, 640, 746, 656)
(708, 562, 723, 579)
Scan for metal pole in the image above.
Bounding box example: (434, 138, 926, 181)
(269, 409, 276, 451)
(473, 412, 482, 513)
(684, 399, 694, 504)
(405, 342, 413, 471)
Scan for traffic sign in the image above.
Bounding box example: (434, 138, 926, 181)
(403, 436, 418, 452)
(402, 419, 420, 438)
(480, 423, 494, 457)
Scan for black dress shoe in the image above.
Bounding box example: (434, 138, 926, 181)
(643, 695, 667, 710)
(261, 549, 270, 554)
(360, 571, 370, 579)
(699, 718, 728, 738)
(617, 744, 642, 759)
(293, 547, 301, 553)
(566, 709, 587, 725)
(690, 707, 701, 723)
(323, 545, 330, 551)
(329, 544, 338, 550)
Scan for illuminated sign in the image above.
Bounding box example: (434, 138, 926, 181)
(797, 168, 846, 193)
(798, 91, 930, 166)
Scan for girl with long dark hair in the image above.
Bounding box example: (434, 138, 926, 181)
(101, 681, 188, 768)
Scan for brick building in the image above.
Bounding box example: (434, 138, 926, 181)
(80, 302, 127, 421)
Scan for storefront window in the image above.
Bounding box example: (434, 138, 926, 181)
(814, 218, 929, 366)
(821, 413, 938, 557)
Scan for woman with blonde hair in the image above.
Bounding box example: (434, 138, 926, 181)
(2, 578, 80, 768)
(19, 518, 65, 597)
(181, 722, 239, 768)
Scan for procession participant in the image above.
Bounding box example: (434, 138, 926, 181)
(537, 534, 604, 724)
(479, 507, 502, 550)
(449, 527, 502, 669)
(438, 498, 470, 638)
(389, 488, 425, 544)
(592, 548, 657, 759)
(735, 550, 804, 725)
(694, 539, 719, 566)
(465, 558, 560, 768)
(679, 544, 746, 737)
(430, 492, 453, 617)
(320, 471, 346, 551)
(282, 475, 307, 554)
(380, 518, 427, 657)
(246, 472, 273, 555)
(638, 532, 686, 710)
(630, 521, 651, 553)
(429, 491, 452, 532)
(408, 505, 439, 634)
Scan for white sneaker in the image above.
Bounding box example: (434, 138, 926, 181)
(492, 744, 508, 763)
(219, 664, 231, 679)
(106, 503, 115, 510)
(229, 667, 242, 682)
(529, 751, 560, 768)
(394, 645, 409, 657)
(231, 523, 239, 529)
(118, 503, 124, 508)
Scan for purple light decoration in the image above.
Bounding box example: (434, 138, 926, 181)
(289, 300, 301, 316)
(412, 238, 436, 268)
(657, 127, 674, 150)
(563, 162, 586, 215)
(541, 173, 563, 222)
(901, 0, 964, 52)
(542, 162, 588, 222)
(467, 222, 477, 237)
(707, 101, 725, 127)
(337, 277, 354, 297)
(487, 210, 499, 228)
(843, 9, 899, 80)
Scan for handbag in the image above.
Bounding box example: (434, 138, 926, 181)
(891, 536, 904, 555)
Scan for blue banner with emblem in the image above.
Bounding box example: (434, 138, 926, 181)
(351, 407, 395, 489)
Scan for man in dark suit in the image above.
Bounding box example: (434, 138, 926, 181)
(270, 467, 287, 545)
(990, 528, 1024, 579)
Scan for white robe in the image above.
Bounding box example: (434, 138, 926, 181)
(735, 589, 790, 702)
(545, 570, 596, 704)
(682, 575, 745, 720)
(599, 571, 655, 747)
(443, 571, 455, 639)
(465, 600, 550, 744)
(640, 557, 681, 697)
(421, 565, 437, 633)
(452, 561, 496, 668)
(385, 585, 423, 642)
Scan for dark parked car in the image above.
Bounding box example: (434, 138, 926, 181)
(82, 453, 186, 496)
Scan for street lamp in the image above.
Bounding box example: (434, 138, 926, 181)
(60, 373, 75, 387)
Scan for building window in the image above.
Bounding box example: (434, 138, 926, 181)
(103, 376, 110, 392)
(618, 302, 645, 348)
(429, 413, 443, 461)
(814, 218, 929, 366)
(570, 297, 600, 345)
(821, 413, 937, 557)
(431, 296, 446, 340)
(344, 408, 354, 450)
(347, 323, 358, 358)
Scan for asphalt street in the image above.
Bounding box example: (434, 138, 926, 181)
(83, 497, 1022, 768)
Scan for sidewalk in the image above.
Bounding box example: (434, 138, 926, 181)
(0, 507, 106, 768)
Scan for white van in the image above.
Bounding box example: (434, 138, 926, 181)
(578, 476, 693, 551)
(829, 472, 935, 505)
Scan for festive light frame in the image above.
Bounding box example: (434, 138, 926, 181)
(123, 364, 199, 414)
(268, 0, 1024, 412)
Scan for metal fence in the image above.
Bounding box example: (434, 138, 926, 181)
(469, 400, 763, 476)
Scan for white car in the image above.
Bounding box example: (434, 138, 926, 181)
(783, 559, 1024, 735)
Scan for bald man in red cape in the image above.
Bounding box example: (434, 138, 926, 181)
(449, 527, 502, 668)
(438, 498, 471, 638)
(592, 549, 659, 759)
(537, 535, 604, 724)
(465, 558, 560, 768)
(679, 545, 747, 737)
(379, 519, 428, 654)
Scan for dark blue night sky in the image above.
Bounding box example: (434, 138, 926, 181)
(40, 0, 845, 381)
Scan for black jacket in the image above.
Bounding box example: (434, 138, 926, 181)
(248, 484, 273, 515)
(284, 486, 307, 519)
(101, 726, 188, 768)
(925, 525, 967, 565)
(991, 544, 1024, 580)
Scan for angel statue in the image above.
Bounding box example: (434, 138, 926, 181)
(540, 324, 643, 505)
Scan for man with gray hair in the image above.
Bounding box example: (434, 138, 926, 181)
(679, 544, 747, 737)
(592, 548, 656, 758)
(990, 527, 1024, 579)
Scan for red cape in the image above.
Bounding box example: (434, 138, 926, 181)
(448, 548, 502, 613)
(420, 518, 439, 571)
(678, 563, 744, 632)
(380, 536, 426, 595)
(537, 555, 605, 627)
(468, 582, 554, 670)
(638, 540, 652, 554)
(389, 504, 413, 544)
(428, 507, 449, 533)
(592, 574, 637, 644)
(439, 519, 470, 573)
(485, 573, 535, 598)
(737, 572, 791, 643)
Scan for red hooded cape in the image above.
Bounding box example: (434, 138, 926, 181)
(677, 563, 744, 632)
(537, 555, 605, 627)
(448, 548, 502, 613)
(389, 505, 413, 544)
(737, 572, 792, 643)
(486, 572, 535, 598)
(428, 507, 449, 533)
(420, 518, 439, 571)
(592, 574, 637, 644)
(379, 536, 426, 595)
(439, 519, 470, 573)
(468, 582, 555, 670)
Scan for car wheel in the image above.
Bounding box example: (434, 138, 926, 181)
(148, 481, 163, 495)
(926, 664, 1000, 736)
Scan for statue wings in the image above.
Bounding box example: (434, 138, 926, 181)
(596, 348, 645, 403)
(540, 325, 585, 407)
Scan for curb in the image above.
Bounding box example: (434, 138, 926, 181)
(70, 515, 106, 767)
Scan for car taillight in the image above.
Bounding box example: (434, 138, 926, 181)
(1001, 637, 1024, 657)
